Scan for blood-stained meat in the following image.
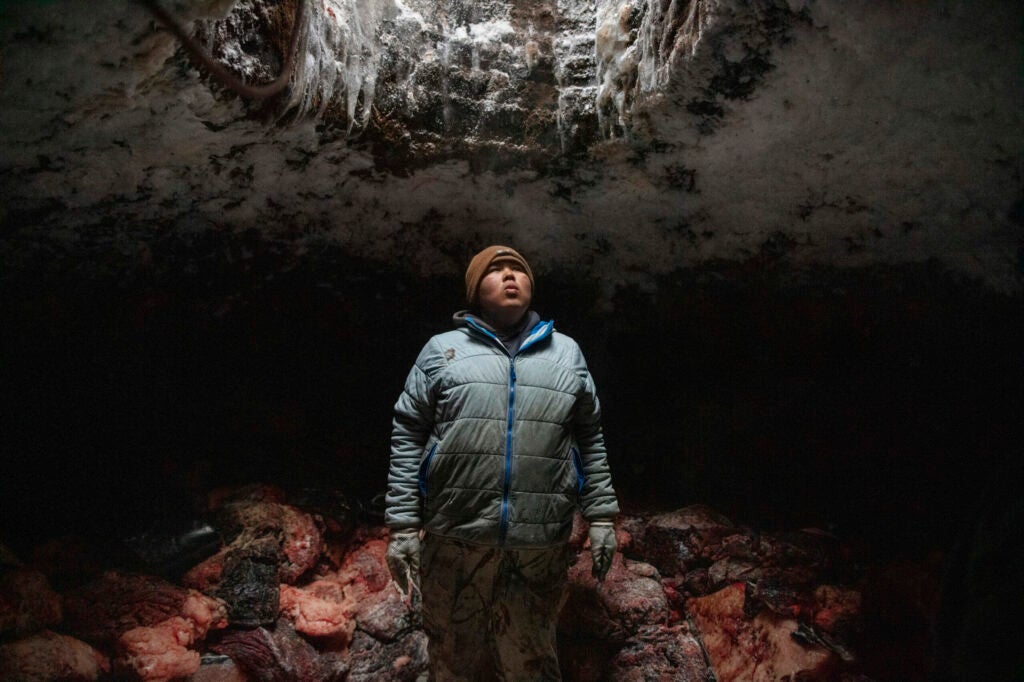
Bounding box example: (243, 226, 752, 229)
(688, 582, 837, 681)
(279, 580, 356, 640)
(210, 621, 348, 681)
(182, 500, 325, 626)
(114, 616, 202, 681)
(334, 536, 417, 642)
(63, 571, 227, 647)
(185, 501, 324, 590)
(278, 534, 415, 644)
(215, 501, 324, 583)
(0, 630, 109, 681)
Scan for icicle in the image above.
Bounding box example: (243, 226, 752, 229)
(595, 0, 639, 139)
(440, 34, 452, 132)
(554, 0, 598, 152)
(280, 0, 384, 130)
(595, 0, 712, 139)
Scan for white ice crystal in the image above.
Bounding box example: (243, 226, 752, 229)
(284, 0, 385, 130)
(595, 0, 713, 138)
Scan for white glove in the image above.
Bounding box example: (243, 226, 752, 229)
(589, 520, 617, 581)
(385, 529, 421, 595)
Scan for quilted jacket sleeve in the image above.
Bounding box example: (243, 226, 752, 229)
(385, 338, 440, 529)
(571, 343, 621, 520)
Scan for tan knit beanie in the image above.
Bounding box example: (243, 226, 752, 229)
(464, 245, 534, 305)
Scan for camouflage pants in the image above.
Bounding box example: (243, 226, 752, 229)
(420, 534, 572, 682)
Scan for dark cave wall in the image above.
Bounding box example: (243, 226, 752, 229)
(2, 241, 1020, 561)
(603, 263, 1022, 553)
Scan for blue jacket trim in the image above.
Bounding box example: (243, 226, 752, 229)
(418, 442, 438, 498)
(571, 446, 585, 495)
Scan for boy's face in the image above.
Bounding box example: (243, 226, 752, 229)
(477, 257, 533, 321)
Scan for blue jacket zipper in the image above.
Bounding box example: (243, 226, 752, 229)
(501, 362, 516, 543)
(465, 317, 553, 545)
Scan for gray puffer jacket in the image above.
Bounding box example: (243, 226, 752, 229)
(386, 314, 619, 548)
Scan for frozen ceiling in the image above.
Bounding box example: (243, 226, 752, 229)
(1, 0, 1021, 292)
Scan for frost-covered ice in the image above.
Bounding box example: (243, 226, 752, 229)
(450, 20, 515, 44)
(284, 0, 384, 128)
(596, 0, 714, 138)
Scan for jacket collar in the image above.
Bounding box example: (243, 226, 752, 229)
(519, 318, 554, 353)
(458, 310, 553, 356)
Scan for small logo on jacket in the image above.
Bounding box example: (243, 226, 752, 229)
(444, 348, 456, 361)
